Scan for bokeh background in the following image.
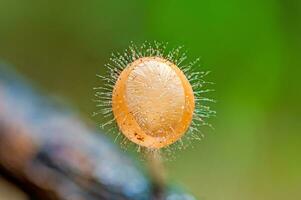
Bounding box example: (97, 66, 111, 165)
(0, 0, 300, 200)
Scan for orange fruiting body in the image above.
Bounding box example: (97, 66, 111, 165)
(94, 42, 215, 151)
(112, 57, 195, 149)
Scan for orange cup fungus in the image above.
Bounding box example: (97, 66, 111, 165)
(95, 42, 215, 150)
(112, 57, 195, 149)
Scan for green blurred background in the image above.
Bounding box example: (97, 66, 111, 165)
(0, 0, 300, 199)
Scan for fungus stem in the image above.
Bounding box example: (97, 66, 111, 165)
(143, 148, 166, 200)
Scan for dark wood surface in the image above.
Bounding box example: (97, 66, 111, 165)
(0, 64, 195, 200)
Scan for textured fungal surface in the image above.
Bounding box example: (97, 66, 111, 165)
(94, 42, 215, 150)
(112, 57, 194, 148)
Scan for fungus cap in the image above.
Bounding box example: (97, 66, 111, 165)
(112, 57, 195, 149)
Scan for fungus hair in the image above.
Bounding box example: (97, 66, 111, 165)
(94, 41, 215, 151)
